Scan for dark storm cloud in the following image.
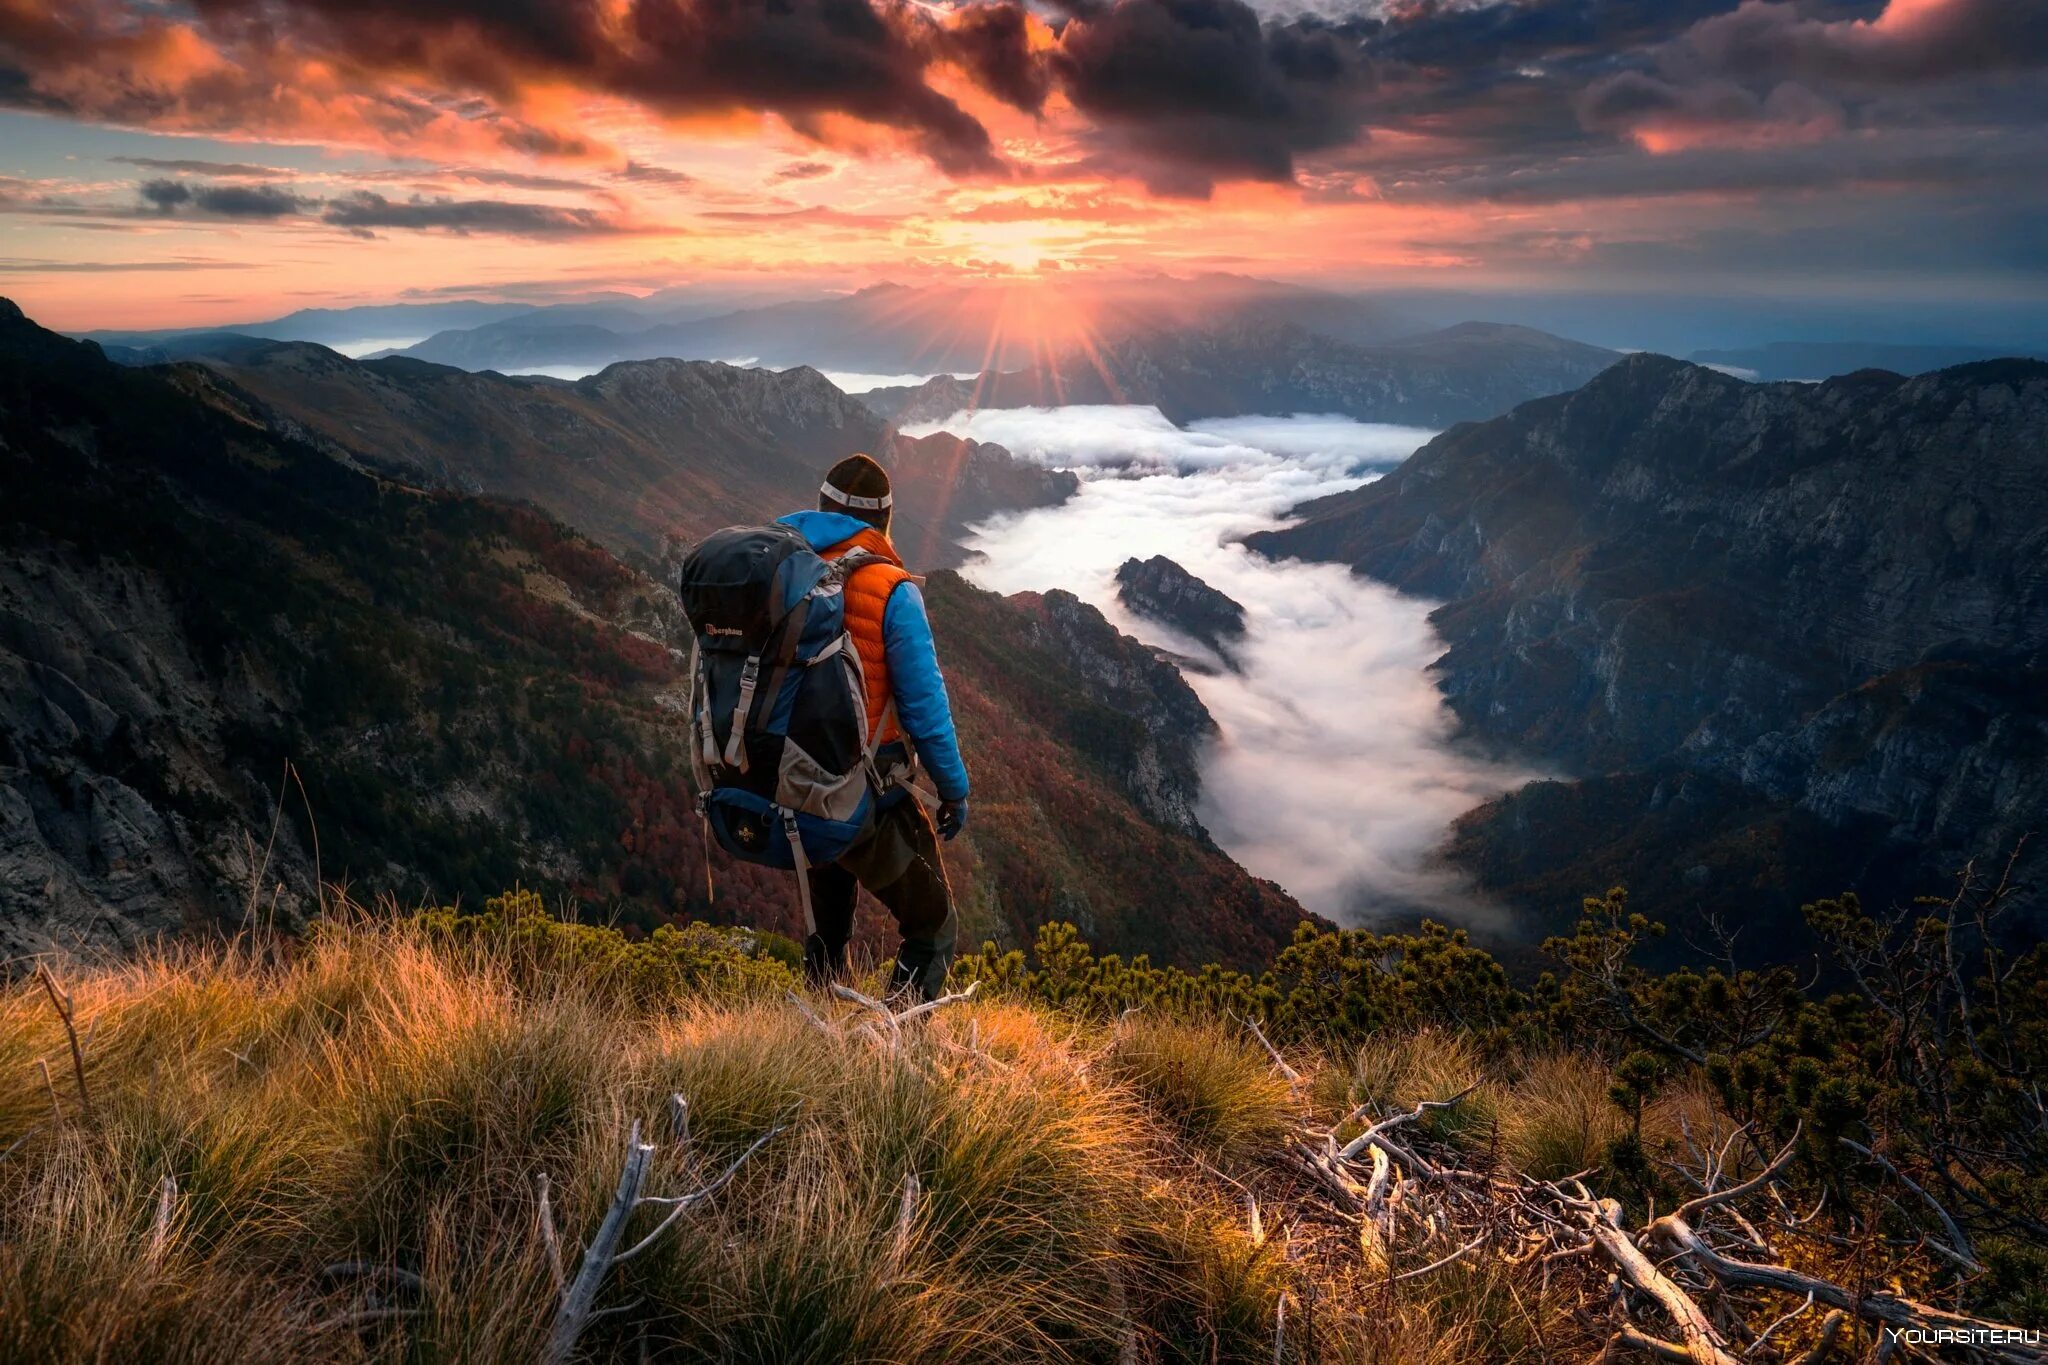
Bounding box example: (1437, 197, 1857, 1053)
(1052, 0, 1375, 195)
(319, 191, 635, 236)
(137, 178, 308, 218)
(1577, 0, 2048, 143)
(941, 2, 1050, 113)
(139, 179, 192, 214)
(1676, 0, 2048, 86)
(0, 0, 1005, 173)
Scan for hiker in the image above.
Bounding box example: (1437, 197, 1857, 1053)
(677, 453, 969, 1002)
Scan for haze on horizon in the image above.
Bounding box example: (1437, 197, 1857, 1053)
(0, 0, 2042, 342)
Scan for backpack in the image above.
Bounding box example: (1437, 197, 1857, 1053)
(677, 524, 888, 932)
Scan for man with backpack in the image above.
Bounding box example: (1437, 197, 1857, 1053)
(677, 453, 969, 1001)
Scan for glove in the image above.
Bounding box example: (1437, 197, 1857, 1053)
(936, 798, 968, 842)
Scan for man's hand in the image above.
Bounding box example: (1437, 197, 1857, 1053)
(936, 799, 968, 842)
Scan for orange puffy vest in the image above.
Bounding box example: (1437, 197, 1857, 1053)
(820, 528, 912, 745)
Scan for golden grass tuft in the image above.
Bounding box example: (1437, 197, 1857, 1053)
(0, 915, 1661, 1362)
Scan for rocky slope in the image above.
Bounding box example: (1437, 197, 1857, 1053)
(863, 321, 1620, 428)
(1249, 355, 2048, 940)
(1115, 557, 1247, 668)
(133, 340, 1071, 569)
(0, 299, 1295, 966)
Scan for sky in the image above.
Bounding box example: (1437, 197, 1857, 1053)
(2, 0, 2044, 331)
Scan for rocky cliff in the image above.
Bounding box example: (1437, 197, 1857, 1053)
(863, 321, 1619, 428)
(1115, 557, 1248, 669)
(1249, 355, 2048, 939)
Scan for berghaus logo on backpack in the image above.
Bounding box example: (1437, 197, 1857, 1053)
(677, 523, 889, 880)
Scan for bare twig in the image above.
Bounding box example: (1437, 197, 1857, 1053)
(544, 1121, 655, 1365)
(893, 1170, 921, 1267)
(1670, 1124, 1800, 1223)
(1838, 1137, 1980, 1272)
(615, 1113, 788, 1262)
(149, 1174, 177, 1263)
(1337, 1084, 1478, 1162)
(1232, 1011, 1301, 1084)
(536, 1172, 567, 1295)
(786, 991, 835, 1036)
(35, 962, 95, 1125)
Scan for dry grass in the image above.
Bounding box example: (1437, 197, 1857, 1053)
(0, 920, 1648, 1362)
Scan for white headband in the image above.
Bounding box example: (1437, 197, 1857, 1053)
(821, 481, 892, 511)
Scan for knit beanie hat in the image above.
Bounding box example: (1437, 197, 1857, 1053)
(819, 452, 893, 531)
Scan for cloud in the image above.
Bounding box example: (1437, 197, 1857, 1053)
(0, 0, 1004, 173)
(1580, 0, 2048, 147)
(700, 205, 904, 228)
(136, 177, 309, 218)
(0, 256, 254, 272)
(111, 156, 291, 178)
(774, 160, 837, 181)
(1051, 0, 1376, 195)
(319, 191, 637, 237)
(904, 402, 1429, 472)
(951, 407, 1534, 925)
(612, 160, 697, 187)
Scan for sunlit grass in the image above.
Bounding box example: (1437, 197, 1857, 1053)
(0, 914, 1626, 1361)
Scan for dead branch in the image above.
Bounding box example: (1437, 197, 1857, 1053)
(149, 1174, 177, 1263)
(1337, 1084, 1478, 1162)
(1838, 1137, 1980, 1272)
(1232, 1011, 1301, 1084)
(1575, 1193, 1740, 1365)
(35, 962, 94, 1126)
(544, 1121, 654, 1365)
(536, 1172, 566, 1294)
(1670, 1124, 1800, 1223)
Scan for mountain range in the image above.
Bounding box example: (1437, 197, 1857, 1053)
(863, 320, 1621, 428)
(361, 276, 1425, 376)
(0, 298, 1300, 966)
(1689, 340, 2048, 381)
(1248, 354, 2048, 949)
(146, 337, 1071, 569)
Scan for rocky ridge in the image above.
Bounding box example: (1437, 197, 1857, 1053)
(1249, 354, 2048, 937)
(862, 320, 1620, 428)
(1115, 556, 1248, 669)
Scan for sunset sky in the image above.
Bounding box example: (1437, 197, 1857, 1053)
(2, 0, 2043, 331)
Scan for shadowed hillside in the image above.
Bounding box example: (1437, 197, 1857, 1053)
(125, 339, 1071, 571)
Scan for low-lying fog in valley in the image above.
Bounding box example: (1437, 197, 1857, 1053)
(904, 404, 1541, 930)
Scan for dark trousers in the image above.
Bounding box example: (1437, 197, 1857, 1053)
(802, 797, 956, 1001)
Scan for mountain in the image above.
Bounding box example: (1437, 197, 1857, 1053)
(1691, 340, 2048, 381)
(0, 298, 1298, 966)
(863, 321, 1621, 427)
(77, 300, 542, 350)
(72, 287, 806, 354)
(1115, 556, 1247, 668)
(379, 276, 1426, 376)
(1247, 354, 2048, 944)
(140, 339, 1073, 569)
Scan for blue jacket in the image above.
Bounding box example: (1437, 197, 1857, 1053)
(776, 511, 970, 803)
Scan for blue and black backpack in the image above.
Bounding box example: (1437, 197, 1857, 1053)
(677, 524, 887, 928)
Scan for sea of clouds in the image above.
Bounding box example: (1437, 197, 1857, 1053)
(927, 404, 1541, 930)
